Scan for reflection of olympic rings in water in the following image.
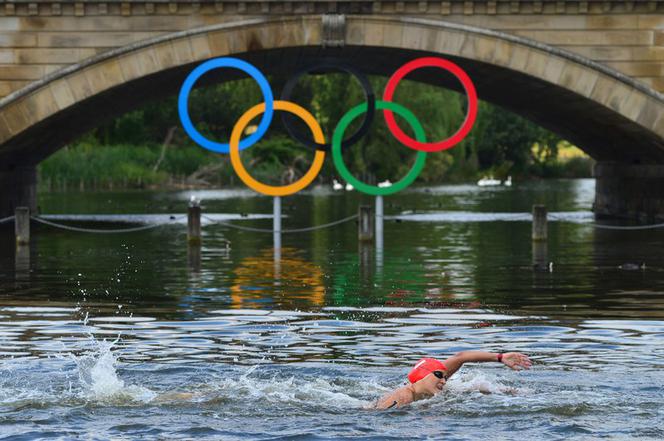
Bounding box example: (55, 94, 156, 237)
(178, 56, 477, 196)
(230, 248, 325, 308)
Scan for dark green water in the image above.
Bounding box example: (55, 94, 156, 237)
(0, 179, 663, 439)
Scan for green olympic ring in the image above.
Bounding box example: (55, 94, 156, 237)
(332, 100, 427, 196)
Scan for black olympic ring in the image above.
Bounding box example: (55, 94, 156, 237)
(280, 61, 376, 152)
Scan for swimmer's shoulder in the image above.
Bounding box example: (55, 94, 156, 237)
(375, 386, 414, 410)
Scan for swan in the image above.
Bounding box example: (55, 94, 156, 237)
(477, 176, 501, 186)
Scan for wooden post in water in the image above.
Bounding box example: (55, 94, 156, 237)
(187, 198, 201, 245)
(358, 205, 373, 242)
(14, 243, 30, 281)
(15, 207, 30, 246)
(532, 205, 547, 242)
(14, 207, 30, 281)
(187, 242, 201, 273)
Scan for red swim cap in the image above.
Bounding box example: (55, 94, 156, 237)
(408, 358, 447, 384)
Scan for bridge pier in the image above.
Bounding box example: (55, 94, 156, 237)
(0, 166, 37, 219)
(594, 163, 664, 222)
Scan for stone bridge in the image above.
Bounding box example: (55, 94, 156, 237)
(0, 0, 663, 219)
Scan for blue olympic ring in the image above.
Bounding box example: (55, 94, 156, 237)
(178, 57, 274, 154)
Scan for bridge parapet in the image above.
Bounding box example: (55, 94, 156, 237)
(1, 1, 663, 15)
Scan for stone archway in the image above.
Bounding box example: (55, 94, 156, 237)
(1, 15, 663, 218)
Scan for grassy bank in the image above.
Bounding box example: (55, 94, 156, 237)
(39, 141, 232, 190)
(38, 139, 594, 191)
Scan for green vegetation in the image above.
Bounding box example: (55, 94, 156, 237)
(39, 74, 592, 190)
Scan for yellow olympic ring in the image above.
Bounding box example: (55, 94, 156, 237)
(229, 100, 326, 197)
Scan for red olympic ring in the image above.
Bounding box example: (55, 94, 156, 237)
(382, 57, 478, 152)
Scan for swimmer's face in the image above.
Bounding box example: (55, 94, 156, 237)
(418, 370, 447, 395)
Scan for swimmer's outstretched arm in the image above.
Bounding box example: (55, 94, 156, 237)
(442, 351, 531, 378)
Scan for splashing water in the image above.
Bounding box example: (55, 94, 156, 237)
(444, 370, 525, 396)
(204, 374, 372, 410)
(71, 337, 156, 404)
(0, 337, 151, 410)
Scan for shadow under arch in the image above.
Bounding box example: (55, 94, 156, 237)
(0, 15, 663, 169)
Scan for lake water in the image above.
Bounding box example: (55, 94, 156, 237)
(1, 179, 663, 440)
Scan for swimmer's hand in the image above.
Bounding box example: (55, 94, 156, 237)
(500, 352, 532, 371)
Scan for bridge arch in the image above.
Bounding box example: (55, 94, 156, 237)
(0, 15, 663, 217)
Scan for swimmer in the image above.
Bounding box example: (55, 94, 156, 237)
(375, 351, 532, 409)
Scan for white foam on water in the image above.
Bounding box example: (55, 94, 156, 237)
(444, 370, 519, 395)
(0, 361, 55, 406)
(71, 337, 157, 405)
(0, 306, 81, 313)
(0, 330, 159, 408)
(190, 368, 385, 410)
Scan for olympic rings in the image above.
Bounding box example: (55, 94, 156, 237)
(230, 100, 326, 197)
(179, 56, 478, 196)
(383, 57, 478, 152)
(178, 57, 274, 154)
(280, 61, 375, 152)
(332, 101, 427, 196)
